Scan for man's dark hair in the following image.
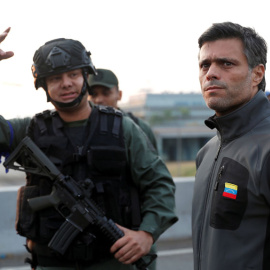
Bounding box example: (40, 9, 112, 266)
(198, 22, 267, 91)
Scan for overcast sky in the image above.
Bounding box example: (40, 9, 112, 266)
(0, 0, 269, 118)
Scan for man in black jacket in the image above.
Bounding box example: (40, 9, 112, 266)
(192, 22, 270, 270)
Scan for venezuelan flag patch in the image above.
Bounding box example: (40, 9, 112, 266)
(223, 182, 238, 200)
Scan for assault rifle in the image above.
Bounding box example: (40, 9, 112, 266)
(4, 136, 156, 270)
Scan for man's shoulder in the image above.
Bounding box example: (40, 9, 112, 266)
(121, 110, 150, 128)
(122, 112, 137, 127)
(32, 109, 57, 119)
(94, 104, 123, 117)
(120, 110, 157, 149)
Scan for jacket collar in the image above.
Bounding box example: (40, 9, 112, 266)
(205, 90, 270, 143)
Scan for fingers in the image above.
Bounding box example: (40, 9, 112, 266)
(110, 227, 153, 265)
(0, 27, 14, 60)
(110, 225, 128, 254)
(114, 239, 144, 265)
(0, 27, 11, 43)
(0, 49, 14, 60)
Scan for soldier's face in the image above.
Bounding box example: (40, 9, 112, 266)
(89, 86, 122, 108)
(46, 69, 84, 103)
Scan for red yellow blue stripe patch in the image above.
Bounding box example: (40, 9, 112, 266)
(223, 182, 238, 199)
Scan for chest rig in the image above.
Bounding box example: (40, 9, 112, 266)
(16, 105, 140, 262)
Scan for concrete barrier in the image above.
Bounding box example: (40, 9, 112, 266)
(160, 177, 194, 241)
(0, 177, 194, 256)
(0, 186, 25, 256)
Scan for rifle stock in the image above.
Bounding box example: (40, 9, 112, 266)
(4, 136, 156, 270)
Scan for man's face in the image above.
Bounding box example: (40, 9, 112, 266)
(46, 69, 84, 104)
(199, 38, 261, 117)
(89, 85, 122, 108)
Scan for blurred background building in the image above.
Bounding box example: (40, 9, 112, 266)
(120, 92, 215, 162)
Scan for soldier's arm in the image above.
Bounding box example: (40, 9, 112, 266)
(110, 116, 178, 264)
(123, 116, 178, 240)
(0, 116, 31, 154)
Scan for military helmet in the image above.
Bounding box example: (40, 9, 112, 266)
(32, 38, 97, 89)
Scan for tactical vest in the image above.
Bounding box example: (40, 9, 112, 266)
(16, 105, 141, 263)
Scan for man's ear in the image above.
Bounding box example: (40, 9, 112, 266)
(118, 90, 123, 101)
(252, 64, 265, 87)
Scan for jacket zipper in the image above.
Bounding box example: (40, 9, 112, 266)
(215, 144, 222, 161)
(197, 143, 222, 270)
(214, 165, 224, 191)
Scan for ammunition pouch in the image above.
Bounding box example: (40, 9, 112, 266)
(16, 186, 39, 240)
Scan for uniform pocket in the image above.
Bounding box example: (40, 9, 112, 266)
(16, 185, 39, 238)
(87, 146, 127, 177)
(210, 157, 249, 230)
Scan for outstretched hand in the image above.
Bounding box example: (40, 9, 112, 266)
(0, 27, 14, 61)
(110, 224, 154, 265)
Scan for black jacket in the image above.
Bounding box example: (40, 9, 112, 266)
(192, 90, 270, 270)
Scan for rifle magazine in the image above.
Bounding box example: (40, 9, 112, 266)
(48, 220, 81, 255)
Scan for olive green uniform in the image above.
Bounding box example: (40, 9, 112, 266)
(0, 113, 178, 270)
(121, 110, 158, 151)
(134, 117, 157, 150)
